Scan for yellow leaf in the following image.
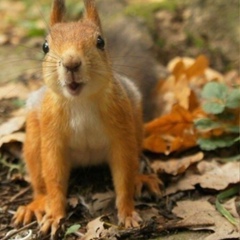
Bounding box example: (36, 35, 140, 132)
(144, 105, 197, 154)
(172, 60, 186, 81)
(185, 55, 209, 79)
(143, 134, 168, 154)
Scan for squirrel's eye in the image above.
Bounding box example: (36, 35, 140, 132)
(42, 41, 49, 54)
(96, 36, 105, 50)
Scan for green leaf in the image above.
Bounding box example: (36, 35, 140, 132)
(64, 224, 81, 238)
(201, 82, 229, 114)
(234, 135, 240, 142)
(194, 118, 221, 131)
(226, 125, 240, 133)
(203, 102, 225, 114)
(202, 82, 228, 100)
(226, 88, 240, 108)
(216, 186, 239, 226)
(198, 136, 239, 151)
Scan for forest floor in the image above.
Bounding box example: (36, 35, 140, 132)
(0, 0, 239, 240)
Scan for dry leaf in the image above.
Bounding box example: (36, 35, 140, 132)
(0, 82, 30, 100)
(79, 191, 115, 218)
(167, 57, 195, 73)
(196, 161, 240, 190)
(81, 216, 118, 240)
(144, 104, 197, 154)
(151, 152, 204, 175)
(172, 199, 240, 240)
(174, 75, 191, 109)
(185, 55, 209, 79)
(0, 132, 25, 148)
(68, 197, 79, 208)
(0, 116, 26, 138)
(90, 191, 115, 216)
(223, 197, 240, 219)
(143, 134, 167, 154)
(166, 161, 240, 195)
(155, 55, 223, 117)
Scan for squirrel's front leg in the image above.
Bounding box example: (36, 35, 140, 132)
(109, 140, 142, 228)
(40, 118, 71, 236)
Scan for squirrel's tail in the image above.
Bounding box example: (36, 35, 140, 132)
(98, 1, 167, 121)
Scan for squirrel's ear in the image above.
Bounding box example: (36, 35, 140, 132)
(50, 0, 66, 26)
(83, 0, 102, 30)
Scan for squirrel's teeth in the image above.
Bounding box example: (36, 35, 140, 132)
(69, 81, 80, 90)
(66, 81, 84, 96)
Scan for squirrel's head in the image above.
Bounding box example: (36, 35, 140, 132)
(43, 0, 111, 99)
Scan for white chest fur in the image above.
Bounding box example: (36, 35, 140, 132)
(68, 99, 110, 166)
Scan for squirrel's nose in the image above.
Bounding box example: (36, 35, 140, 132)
(63, 60, 81, 72)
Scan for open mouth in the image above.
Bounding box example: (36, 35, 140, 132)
(66, 81, 85, 95)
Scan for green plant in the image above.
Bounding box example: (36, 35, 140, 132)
(195, 81, 240, 151)
(215, 186, 239, 226)
(64, 224, 81, 239)
(0, 155, 25, 178)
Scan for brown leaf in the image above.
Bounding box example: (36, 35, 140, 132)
(172, 60, 186, 81)
(81, 216, 118, 240)
(144, 105, 197, 154)
(0, 116, 26, 138)
(68, 197, 79, 208)
(0, 132, 25, 148)
(166, 161, 240, 195)
(172, 199, 240, 240)
(157, 55, 222, 116)
(197, 161, 240, 190)
(151, 152, 204, 175)
(185, 55, 209, 79)
(0, 83, 30, 100)
(79, 191, 115, 217)
(223, 197, 239, 219)
(174, 76, 191, 109)
(143, 135, 168, 154)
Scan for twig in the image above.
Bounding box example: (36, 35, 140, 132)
(10, 186, 31, 202)
(2, 221, 37, 240)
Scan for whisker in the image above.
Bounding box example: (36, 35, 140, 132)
(111, 64, 142, 71)
(110, 54, 152, 60)
(16, 44, 44, 55)
(35, 0, 51, 34)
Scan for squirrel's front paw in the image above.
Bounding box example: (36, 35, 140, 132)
(13, 195, 46, 227)
(39, 212, 65, 237)
(118, 211, 142, 228)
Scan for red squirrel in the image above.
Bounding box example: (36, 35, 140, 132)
(13, 0, 161, 236)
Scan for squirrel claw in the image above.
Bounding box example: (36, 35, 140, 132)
(119, 211, 142, 228)
(40, 214, 65, 237)
(13, 205, 44, 227)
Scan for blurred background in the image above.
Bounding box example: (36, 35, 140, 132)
(0, 0, 238, 76)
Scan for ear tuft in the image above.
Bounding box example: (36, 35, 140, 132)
(83, 0, 102, 30)
(50, 0, 66, 26)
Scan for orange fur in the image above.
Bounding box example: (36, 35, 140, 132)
(13, 0, 160, 236)
(50, 0, 66, 26)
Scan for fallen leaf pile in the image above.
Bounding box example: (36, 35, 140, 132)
(144, 55, 240, 155)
